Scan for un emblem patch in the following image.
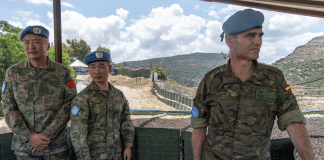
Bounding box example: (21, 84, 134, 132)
(96, 52, 103, 58)
(33, 27, 42, 34)
(1, 82, 6, 93)
(71, 106, 80, 116)
(191, 106, 199, 118)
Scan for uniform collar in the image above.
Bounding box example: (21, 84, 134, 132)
(223, 59, 265, 84)
(23, 56, 55, 70)
(90, 81, 117, 92)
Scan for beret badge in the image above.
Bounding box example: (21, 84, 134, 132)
(96, 52, 103, 58)
(33, 27, 42, 34)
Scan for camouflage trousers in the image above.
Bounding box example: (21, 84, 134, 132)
(16, 150, 70, 160)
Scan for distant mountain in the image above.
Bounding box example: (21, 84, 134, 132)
(273, 35, 324, 90)
(274, 35, 324, 64)
(119, 52, 229, 87)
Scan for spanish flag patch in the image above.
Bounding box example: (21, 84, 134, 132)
(285, 85, 291, 92)
(126, 100, 129, 108)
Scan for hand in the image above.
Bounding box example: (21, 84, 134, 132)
(28, 134, 51, 153)
(123, 147, 132, 160)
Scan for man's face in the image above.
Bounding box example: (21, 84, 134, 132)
(89, 61, 112, 84)
(22, 34, 50, 60)
(227, 28, 264, 61)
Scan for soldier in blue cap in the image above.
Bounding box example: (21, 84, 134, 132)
(191, 9, 314, 160)
(70, 50, 135, 160)
(2, 25, 76, 159)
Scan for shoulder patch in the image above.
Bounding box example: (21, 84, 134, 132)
(126, 100, 129, 108)
(67, 80, 75, 89)
(191, 106, 199, 118)
(2, 81, 6, 93)
(285, 85, 291, 92)
(71, 106, 80, 116)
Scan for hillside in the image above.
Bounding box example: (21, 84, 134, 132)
(275, 35, 324, 64)
(273, 35, 324, 91)
(119, 52, 228, 87)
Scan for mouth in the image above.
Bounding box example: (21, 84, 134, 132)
(29, 52, 38, 55)
(95, 76, 102, 79)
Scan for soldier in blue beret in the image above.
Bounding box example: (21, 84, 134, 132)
(70, 50, 135, 160)
(191, 9, 314, 160)
(2, 25, 76, 159)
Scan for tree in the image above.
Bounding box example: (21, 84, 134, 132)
(47, 46, 78, 84)
(66, 38, 91, 62)
(96, 44, 110, 53)
(151, 65, 167, 80)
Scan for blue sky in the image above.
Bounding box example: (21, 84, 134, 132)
(1, 0, 323, 64)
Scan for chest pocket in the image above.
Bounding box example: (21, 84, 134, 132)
(207, 91, 239, 130)
(251, 90, 277, 135)
(112, 98, 123, 124)
(42, 78, 65, 110)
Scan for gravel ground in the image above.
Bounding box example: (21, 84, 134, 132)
(131, 115, 162, 127)
(144, 115, 191, 129)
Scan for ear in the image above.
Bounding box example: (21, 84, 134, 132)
(108, 64, 112, 73)
(46, 41, 50, 51)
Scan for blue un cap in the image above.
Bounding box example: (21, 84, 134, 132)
(19, 25, 49, 41)
(220, 9, 264, 42)
(84, 50, 111, 65)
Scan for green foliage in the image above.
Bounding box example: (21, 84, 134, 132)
(272, 58, 324, 90)
(0, 21, 26, 96)
(115, 63, 125, 68)
(165, 78, 179, 85)
(152, 65, 167, 80)
(0, 20, 22, 34)
(47, 47, 78, 84)
(96, 44, 110, 53)
(66, 38, 91, 62)
(121, 53, 227, 87)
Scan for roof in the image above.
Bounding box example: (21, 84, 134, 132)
(69, 59, 88, 67)
(202, 0, 324, 18)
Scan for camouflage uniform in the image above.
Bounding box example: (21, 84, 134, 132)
(1, 56, 77, 157)
(70, 81, 135, 160)
(191, 60, 306, 160)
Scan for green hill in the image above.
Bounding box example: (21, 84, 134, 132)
(119, 52, 228, 87)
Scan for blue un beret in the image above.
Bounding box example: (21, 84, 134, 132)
(84, 50, 111, 65)
(19, 25, 49, 41)
(220, 9, 264, 42)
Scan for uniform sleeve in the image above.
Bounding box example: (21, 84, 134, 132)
(191, 76, 210, 128)
(70, 95, 91, 160)
(275, 71, 306, 131)
(1, 69, 35, 142)
(41, 69, 77, 138)
(120, 97, 135, 149)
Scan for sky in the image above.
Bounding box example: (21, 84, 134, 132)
(1, 0, 323, 64)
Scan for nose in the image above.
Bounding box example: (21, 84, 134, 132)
(28, 42, 35, 52)
(253, 35, 262, 45)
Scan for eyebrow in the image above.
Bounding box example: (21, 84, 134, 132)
(23, 39, 41, 41)
(245, 32, 264, 36)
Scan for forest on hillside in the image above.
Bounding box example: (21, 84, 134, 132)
(119, 52, 228, 87)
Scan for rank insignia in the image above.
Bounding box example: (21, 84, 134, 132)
(92, 99, 101, 103)
(191, 106, 199, 118)
(285, 85, 291, 92)
(67, 80, 75, 89)
(71, 106, 79, 116)
(19, 77, 28, 81)
(2, 82, 6, 93)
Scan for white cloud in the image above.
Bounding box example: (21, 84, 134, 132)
(24, 0, 51, 5)
(8, 20, 24, 28)
(208, 10, 218, 18)
(116, 8, 129, 19)
(268, 14, 320, 35)
(61, 2, 74, 8)
(194, 5, 199, 10)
